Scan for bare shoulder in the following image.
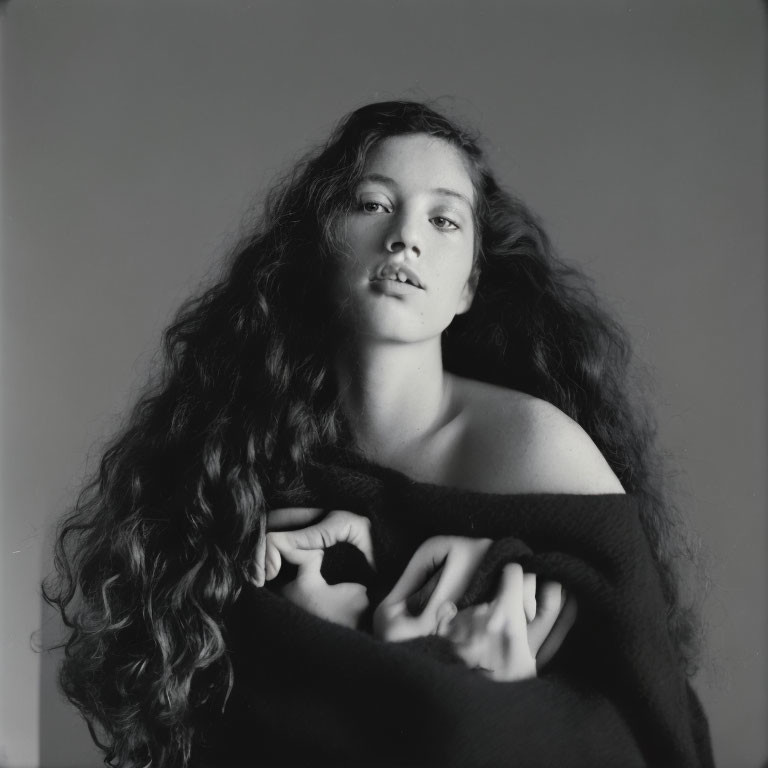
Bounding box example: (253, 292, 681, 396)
(449, 375, 625, 495)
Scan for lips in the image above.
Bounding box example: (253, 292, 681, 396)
(370, 263, 425, 289)
(369, 278, 421, 296)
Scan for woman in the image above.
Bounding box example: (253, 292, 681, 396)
(44, 101, 711, 767)
(259, 128, 605, 666)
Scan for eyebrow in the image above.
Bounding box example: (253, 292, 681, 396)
(358, 173, 473, 208)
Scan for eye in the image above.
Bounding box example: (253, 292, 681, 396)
(430, 216, 459, 231)
(360, 200, 390, 214)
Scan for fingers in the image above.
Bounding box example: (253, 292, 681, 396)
(527, 581, 564, 654)
(324, 510, 375, 569)
(446, 568, 575, 681)
(254, 514, 267, 587)
(446, 593, 537, 682)
(263, 507, 325, 582)
(418, 537, 492, 622)
(267, 527, 327, 560)
(266, 526, 326, 580)
(380, 537, 453, 607)
(375, 538, 578, 678)
(523, 572, 537, 623)
(274, 540, 324, 569)
(535, 591, 578, 669)
(487, 563, 528, 641)
(434, 600, 458, 637)
(380, 537, 490, 628)
(405, 567, 443, 616)
(447, 602, 490, 647)
(374, 537, 490, 642)
(279, 554, 370, 629)
(267, 507, 325, 531)
(373, 599, 418, 641)
(373, 538, 450, 641)
(419, 563, 472, 622)
(265, 534, 282, 581)
(265, 509, 375, 581)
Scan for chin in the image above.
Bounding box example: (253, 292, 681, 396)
(339, 296, 454, 343)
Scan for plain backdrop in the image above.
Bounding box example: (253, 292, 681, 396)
(1, 2, 765, 767)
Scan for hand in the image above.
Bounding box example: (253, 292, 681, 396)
(373, 535, 577, 676)
(437, 564, 578, 681)
(373, 536, 493, 642)
(277, 547, 370, 629)
(253, 507, 375, 586)
(256, 507, 376, 630)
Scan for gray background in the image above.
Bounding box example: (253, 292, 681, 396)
(1, 1, 765, 766)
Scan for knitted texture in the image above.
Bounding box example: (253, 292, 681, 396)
(193, 450, 714, 768)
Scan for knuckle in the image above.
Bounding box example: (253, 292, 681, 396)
(338, 509, 362, 525)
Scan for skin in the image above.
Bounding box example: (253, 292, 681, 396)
(330, 133, 624, 495)
(330, 134, 476, 469)
(260, 134, 622, 678)
(263, 510, 577, 679)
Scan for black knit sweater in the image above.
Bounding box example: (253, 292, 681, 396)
(193, 450, 714, 768)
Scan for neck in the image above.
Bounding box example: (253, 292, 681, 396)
(334, 336, 449, 462)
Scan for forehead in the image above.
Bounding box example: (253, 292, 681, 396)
(362, 134, 475, 204)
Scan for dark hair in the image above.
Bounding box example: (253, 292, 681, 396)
(43, 100, 701, 768)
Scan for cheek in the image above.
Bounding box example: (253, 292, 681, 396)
(344, 219, 382, 259)
(332, 236, 376, 284)
(434, 247, 474, 294)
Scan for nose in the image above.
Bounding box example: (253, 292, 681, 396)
(385, 209, 421, 258)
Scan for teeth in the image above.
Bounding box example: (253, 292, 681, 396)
(374, 268, 419, 286)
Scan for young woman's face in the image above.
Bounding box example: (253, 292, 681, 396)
(331, 134, 476, 343)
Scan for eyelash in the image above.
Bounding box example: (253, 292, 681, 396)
(431, 216, 459, 231)
(358, 201, 460, 231)
(361, 201, 390, 214)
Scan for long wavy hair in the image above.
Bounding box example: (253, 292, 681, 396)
(43, 100, 701, 768)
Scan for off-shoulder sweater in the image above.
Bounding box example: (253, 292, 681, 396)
(193, 449, 714, 768)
